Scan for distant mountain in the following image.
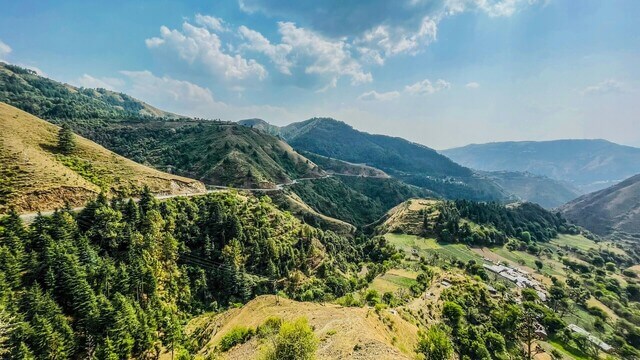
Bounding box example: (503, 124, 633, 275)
(442, 139, 640, 193)
(484, 171, 581, 208)
(237, 118, 281, 136)
(0, 63, 322, 189)
(560, 174, 640, 239)
(281, 118, 471, 177)
(0, 102, 204, 213)
(276, 118, 510, 202)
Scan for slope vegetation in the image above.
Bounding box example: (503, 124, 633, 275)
(0, 63, 322, 188)
(75, 120, 323, 188)
(0, 102, 204, 213)
(0, 62, 176, 120)
(560, 174, 640, 239)
(275, 118, 510, 202)
(187, 295, 419, 360)
(443, 139, 640, 193)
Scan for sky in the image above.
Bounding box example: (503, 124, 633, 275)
(0, 0, 639, 149)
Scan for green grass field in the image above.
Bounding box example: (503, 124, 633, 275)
(384, 233, 481, 263)
(551, 234, 626, 256)
(369, 268, 418, 293)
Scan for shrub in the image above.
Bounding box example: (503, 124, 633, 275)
(257, 317, 283, 338)
(261, 318, 318, 360)
(218, 326, 255, 352)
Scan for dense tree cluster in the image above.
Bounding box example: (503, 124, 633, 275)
(428, 200, 567, 246)
(0, 190, 393, 358)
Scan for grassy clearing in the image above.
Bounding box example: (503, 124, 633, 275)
(384, 233, 480, 263)
(370, 268, 418, 293)
(546, 339, 591, 360)
(551, 234, 626, 256)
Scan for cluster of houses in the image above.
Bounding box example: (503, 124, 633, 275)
(482, 261, 614, 354)
(482, 263, 548, 301)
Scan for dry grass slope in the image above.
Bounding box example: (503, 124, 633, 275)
(185, 295, 420, 360)
(0, 102, 205, 213)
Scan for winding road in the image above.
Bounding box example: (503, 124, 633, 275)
(17, 175, 333, 223)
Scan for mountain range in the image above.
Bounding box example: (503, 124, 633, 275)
(3, 62, 640, 238)
(442, 139, 640, 193)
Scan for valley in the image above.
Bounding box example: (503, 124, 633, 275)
(1, 64, 640, 360)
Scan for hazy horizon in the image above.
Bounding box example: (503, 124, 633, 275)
(1, 0, 638, 149)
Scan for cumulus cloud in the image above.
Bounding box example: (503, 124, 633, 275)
(581, 79, 626, 96)
(239, 22, 372, 87)
(359, 78, 450, 101)
(238, 25, 293, 75)
(194, 14, 228, 32)
(0, 39, 12, 61)
(465, 81, 480, 89)
(405, 79, 451, 95)
(75, 74, 125, 91)
(145, 22, 267, 81)
(356, 16, 438, 64)
(239, 0, 543, 63)
(358, 90, 401, 101)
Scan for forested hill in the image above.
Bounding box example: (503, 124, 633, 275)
(0, 62, 176, 120)
(561, 173, 640, 240)
(280, 118, 472, 178)
(0, 63, 322, 188)
(273, 118, 510, 202)
(375, 198, 574, 245)
(0, 190, 396, 358)
(442, 139, 640, 193)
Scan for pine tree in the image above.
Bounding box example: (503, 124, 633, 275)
(57, 123, 76, 155)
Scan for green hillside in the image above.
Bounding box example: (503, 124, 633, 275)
(0, 102, 204, 213)
(561, 174, 640, 240)
(288, 176, 434, 227)
(247, 117, 511, 202)
(0, 190, 397, 359)
(0, 63, 322, 188)
(0, 62, 176, 120)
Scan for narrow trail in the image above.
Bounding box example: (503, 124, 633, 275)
(17, 174, 335, 222)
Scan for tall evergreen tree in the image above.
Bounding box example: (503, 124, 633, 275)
(57, 122, 76, 155)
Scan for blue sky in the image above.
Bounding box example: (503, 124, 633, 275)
(1, 0, 639, 149)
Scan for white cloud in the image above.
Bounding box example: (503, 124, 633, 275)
(465, 81, 480, 89)
(405, 79, 451, 95)
(194, 14, 228, 32)
(238, 0, 543, 64)
(238, 22, 372, 88)
(75, 74, 125, 91)
(0, 39, 12, 61)
(356, 16, 438, 64)
(358, 90, 401, 101)
(120, 70, 216, 107)
(359, 78, 451, 101)
(145, 22, 267, 81)
(117, 70, 295, 121)
(278, 22, 372, 86)
(445, 0, 543, 17)
(581, 79, 626, 96)
(238, 25, 293, 75)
